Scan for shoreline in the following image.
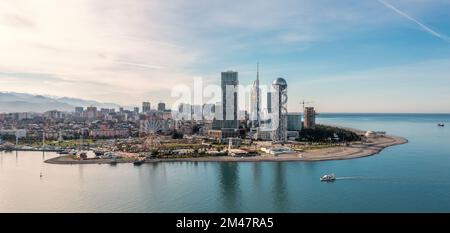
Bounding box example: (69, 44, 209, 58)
(44, 134, 408, 165)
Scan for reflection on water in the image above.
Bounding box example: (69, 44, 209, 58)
(147, 162, 163, 183)
(252, 163, 261, 187)
(78, 164, 84, 182)
(272, 163, 287, 212)
(219, 163, 240, 212)
(1, 114, 450, 212)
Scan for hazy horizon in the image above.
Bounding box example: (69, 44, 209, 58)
(2, 91, 450, 114)
(1, 0, 450, 113)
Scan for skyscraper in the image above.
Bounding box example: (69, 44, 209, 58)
(220, 71, 239, 129)
(272, 77, 288, 143)
(267, 92, 272, 113)
(142, 102, 151, 113)
(250, 63, 261, 128)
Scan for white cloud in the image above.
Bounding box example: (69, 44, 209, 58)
(0, 0, 201, 105)
(0, 0, 448, 108)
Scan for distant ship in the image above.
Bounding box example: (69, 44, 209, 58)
(320, 174, 336, 182)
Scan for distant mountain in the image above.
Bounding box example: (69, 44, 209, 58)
(0, 92, 125, 113)
(55, 97, 123, 110)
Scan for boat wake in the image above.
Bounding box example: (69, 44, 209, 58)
(335, 176, 383, 180)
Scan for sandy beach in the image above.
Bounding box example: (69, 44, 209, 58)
(44, 134, 407, 164)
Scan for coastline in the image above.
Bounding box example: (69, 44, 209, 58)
(44, 134, 408, 164)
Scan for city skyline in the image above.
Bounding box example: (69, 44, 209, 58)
(1, 0, 450, 113)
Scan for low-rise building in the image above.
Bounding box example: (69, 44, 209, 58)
(208, 129, 240, 140)
(0, 129, 27, 138)
(287, 113, 302, 131)
(253, 129, 272, 141)
(89, 129, 129, 138)
(287, 131, 300, 140)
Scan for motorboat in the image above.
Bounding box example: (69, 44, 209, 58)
(438, 123, 445, 127)
(320, 173, 336, 182)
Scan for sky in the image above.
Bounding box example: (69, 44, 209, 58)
(0, 0, 449, 113)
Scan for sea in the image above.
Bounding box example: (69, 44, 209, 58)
(1, 113, 450, 212)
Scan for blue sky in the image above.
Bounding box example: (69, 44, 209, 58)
(0, 0, 449, 112)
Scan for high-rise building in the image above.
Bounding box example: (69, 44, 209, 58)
(100, 108, 114, 115)
(267, 92, 272, 113)
(157, 102, 166, 112)
(142, 102, 151, 113)
(75, 107, 84, 114)
(271, 78, 288, 143)
(191, 105, 203, 120)
(250, 63, 261, 127)
(86, 106, 98, 119)
(221, 71, 239, 129)
(178, 103, 192, 120)
(213, 101, 222, 124)
(45, 110, 66, 119)
(134, 107, 139, 114)
(75, 107, 84, 117)
(178, 103, 191, 113)
(303, 107, 316, 129)
(203, 103, 216, 120)
(287, 113, 302, 131)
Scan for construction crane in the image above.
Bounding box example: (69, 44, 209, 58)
(300, 100, 314, 112)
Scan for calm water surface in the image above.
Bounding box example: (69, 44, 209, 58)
(1, 113, 450, 212)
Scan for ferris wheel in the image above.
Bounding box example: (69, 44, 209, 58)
(140, 119, 163, 134)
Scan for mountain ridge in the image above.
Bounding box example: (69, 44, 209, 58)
(0, 92, 127, 113)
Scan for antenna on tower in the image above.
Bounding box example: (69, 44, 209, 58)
(256, 62, 261, 127)
(256, 62, 259, 81)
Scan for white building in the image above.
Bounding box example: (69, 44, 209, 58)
(271, 78, 288, 143)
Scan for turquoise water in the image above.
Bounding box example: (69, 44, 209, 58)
(1, 113, 450, 212)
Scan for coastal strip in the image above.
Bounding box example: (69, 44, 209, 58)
(44, 134, 407, 164)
